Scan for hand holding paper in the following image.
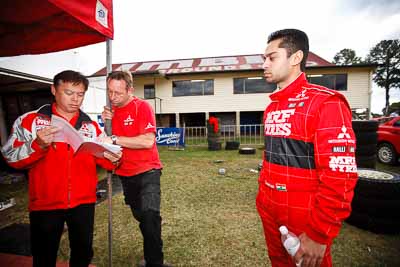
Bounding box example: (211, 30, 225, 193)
(51, 115, 122, 158)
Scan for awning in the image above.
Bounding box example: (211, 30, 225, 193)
(0, 0, 114, 57)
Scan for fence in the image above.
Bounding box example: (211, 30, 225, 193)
(183, 124, 264, 146)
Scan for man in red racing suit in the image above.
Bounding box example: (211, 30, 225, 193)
(256, 29, 358, 267)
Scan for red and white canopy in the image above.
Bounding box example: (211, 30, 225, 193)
(0, 0, 113, 56)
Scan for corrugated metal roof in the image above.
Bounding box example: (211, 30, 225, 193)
(92, 52, 334, 76)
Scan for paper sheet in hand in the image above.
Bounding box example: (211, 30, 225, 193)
(51, 115, 121, 158)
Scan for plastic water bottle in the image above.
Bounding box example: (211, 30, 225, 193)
(279, 225, 302, 267)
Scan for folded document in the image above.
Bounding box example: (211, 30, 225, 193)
(51, 115, 121, 158)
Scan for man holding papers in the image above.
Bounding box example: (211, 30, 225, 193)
(1, 70, 121, 267)
(101, 71, 169, 267)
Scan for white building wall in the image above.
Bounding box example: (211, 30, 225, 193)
(307, 68, 371, 110)
(133, 72, 270, 114)
(85, 68, 372, 121)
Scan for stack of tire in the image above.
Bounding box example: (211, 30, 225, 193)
(225, 141, 240, 150)
(346, 169, 400, 234)
(352, 120, 379, 169)
(207, 118, 221, 151)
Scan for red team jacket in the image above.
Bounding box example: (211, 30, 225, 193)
(259, 73, 358, 244)
(111, 97, 162, 177)
(1, 104, 115, 211)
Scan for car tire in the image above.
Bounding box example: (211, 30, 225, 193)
(225, 141, 240, 150)
(352, 120, 379, 132)
(351, 193, 400, 219)
(345, 210, 400, 234)
(355, 168, 400, 200)
(208, 141, 222, 151)
(377, 143, 398, 165)
(355, 155, 376, 169)
(355, 144, 377, 157)
(238, 147, 256, 155)
(355, 132, 378, 145)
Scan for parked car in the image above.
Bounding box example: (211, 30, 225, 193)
(376, 116, 400, 165)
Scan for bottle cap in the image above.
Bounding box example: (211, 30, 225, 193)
(279, 225, 288, 235)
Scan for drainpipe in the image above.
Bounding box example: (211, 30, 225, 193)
(368, 70, 373, 119)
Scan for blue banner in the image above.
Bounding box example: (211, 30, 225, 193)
(156, 128, 185, 146)
(97, 115, 104, 127)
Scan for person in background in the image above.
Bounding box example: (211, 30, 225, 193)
(1, 70, 121, 267)
(101, 71, 170, 267)
(256, 29, 358, 267)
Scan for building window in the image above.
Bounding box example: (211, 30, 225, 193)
(233, 77, 276, 94)
(144, 84, 155, 99)
(307, 74, 348, 91)
(173, 80, 214, 97)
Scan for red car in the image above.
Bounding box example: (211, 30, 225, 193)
(376, 116, 400, 165)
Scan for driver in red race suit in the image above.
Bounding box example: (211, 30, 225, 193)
(256, 29, 358, 267)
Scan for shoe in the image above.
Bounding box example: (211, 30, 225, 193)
(137, 259, 172, 267)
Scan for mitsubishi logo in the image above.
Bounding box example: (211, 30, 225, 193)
(296, 90, 307, 99)
(337, 125, 351, 139)
(124, 115, 134, 126)
(145, 122, 155, 130)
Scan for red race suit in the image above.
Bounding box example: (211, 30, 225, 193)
(256, 73, 358, 267)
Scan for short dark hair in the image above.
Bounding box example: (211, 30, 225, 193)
(107, 71, 133, 89)
(53, 70, 89, 91)
(267, 29, 309, 72)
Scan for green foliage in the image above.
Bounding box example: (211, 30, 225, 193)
(366, 39, 400, 115)
(386, 101, 400, 115)
(333, 48, 362, 65)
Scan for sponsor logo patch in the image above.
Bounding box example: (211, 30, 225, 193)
(35, 116, 51, 131)
(329, 156, 357, 173)
(276, 183, 287, 191)
(332, 146, 346, 153)
(124, 115, 134, 126)
(264, 109, 295, 136)
(145, 122, 155, 130)
(288, 89, 309, 101)
(328, 125, 355, 144)
(79, 122, 94, 138)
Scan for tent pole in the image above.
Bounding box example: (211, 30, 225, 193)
(105, 38, 113, 267)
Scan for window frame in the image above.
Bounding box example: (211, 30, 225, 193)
(307, 73, 348, 91)
(144, 84, 155, 99)
(172, 79, 214, 97)
(233, 77, 276, 94)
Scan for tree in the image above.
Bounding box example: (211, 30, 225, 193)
(367, 40, 400, 115)
(333, 48, 362, 65)
(385, 101, 400, 116)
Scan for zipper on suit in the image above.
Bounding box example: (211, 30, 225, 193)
(67, 144, 72, 208)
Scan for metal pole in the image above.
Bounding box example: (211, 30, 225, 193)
(105, 38, 113, 267)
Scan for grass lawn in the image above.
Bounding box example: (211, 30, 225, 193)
(1, 146, 400, 266)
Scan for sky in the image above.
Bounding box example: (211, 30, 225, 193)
(1, 0, 399, 114)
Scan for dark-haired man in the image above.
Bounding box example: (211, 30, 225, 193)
(101, 71, 168, 267)
(1, 70, 121, 267)
(256, 29, 358, 267)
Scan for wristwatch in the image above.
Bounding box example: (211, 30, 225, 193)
(110, 135, 118, 145)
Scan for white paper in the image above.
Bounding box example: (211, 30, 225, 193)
(51, 115, 121, 158)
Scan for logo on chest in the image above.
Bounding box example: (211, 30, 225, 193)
(79, 122, 94, 138)
(35, 116, 51, 131)
(124, 115, 134, 126)
(288, 89, 309, 101)
(264, 109, 295, 136)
